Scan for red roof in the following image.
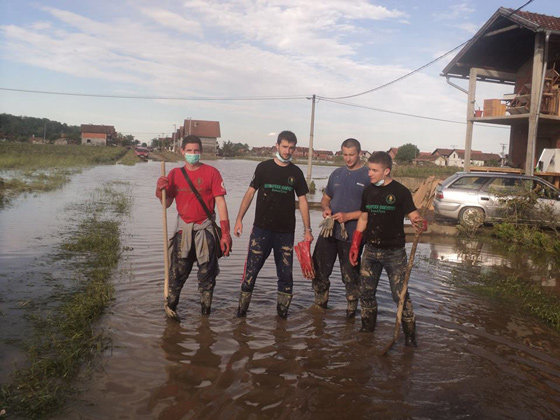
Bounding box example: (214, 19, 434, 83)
(80, 124, 116, 134)
(183, 120, 221, 138)
(506, 8, 560, 32)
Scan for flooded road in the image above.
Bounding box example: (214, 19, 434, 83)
(1, 159, 560, 419)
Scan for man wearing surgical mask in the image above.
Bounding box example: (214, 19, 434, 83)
(156, 135, 232, 317)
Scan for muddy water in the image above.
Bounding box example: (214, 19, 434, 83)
(1, 160, 560, 419)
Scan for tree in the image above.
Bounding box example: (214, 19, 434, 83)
(395, 143, 419, 164)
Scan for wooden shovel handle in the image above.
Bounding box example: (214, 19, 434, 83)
(161, 162, 170, 300)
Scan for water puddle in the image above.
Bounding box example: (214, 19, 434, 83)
(1, 160, 559, 419)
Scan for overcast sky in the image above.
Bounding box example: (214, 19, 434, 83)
(0, 0, 557, 153)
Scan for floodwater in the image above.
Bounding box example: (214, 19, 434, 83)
(1, 159, 560, 419)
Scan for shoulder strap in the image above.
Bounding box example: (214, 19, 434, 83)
(180, 166, 215, 221)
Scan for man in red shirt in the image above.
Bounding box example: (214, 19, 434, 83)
(156, 135, 232, 317)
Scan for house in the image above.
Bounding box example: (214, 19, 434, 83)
(442, 7, 560, 176)
(447, 149, 502, 167)
(387, 147, 399, 159)
(81, 124, 116, 146)
(314, 149, 333, 160)
(413, 152, 439, 166)
(182, 119, 220, 155)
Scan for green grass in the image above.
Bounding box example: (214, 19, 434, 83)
(0, 142, 137, 204)
(0, 142, 129, 169)
(464, 271, 560, 332)
(0, 182, 132, 419)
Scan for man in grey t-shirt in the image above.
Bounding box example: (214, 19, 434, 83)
(311, 138, 370, 317)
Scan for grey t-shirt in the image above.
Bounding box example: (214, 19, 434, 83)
(325, 165, 370, 242)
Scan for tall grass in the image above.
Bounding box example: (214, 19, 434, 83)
(0, 142, 129, 169)
(0, 183, 132, 419)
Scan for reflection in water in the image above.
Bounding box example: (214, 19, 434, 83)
(2, 160, 560, 419)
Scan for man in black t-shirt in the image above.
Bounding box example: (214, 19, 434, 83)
(349, 151, 426, 346)
(234, 131, 314, 318)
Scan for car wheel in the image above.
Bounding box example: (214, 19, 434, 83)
(459, 207, 485, 227)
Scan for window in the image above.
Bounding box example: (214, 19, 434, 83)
(449, 176, 488, 190)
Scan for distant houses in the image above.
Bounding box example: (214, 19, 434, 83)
(81, 124, 116, 146)
(386, 146, 502, 167)
(172, 119, 221, 154)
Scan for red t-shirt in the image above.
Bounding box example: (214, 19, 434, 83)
(167, 164, 227, 224)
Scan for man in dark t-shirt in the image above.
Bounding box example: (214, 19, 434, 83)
(234, 131, 314, 318)
(349, 151, 426, 346)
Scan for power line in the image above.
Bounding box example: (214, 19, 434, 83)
(320, 97, 509, 129)
(0, 87, 308, 101)
(319, 0, 534, 100)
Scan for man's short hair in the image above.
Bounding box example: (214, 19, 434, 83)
(368, 151, 392, 172)
(182, 135, 203, 151)
(277, 130, 297, 145)
(341, 138, 361, 152)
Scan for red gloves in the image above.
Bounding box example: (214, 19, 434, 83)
(295, 241, 315, 279)
(156, 176, 169, 199)
(413, 217, 428, 233)
(220, 220, 232, 256)
(349, 230, 363, 266)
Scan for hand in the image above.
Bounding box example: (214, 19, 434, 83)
(220, 220, 232, 256)
(233, 220, 243, 237)
(412, 216, 427, 233)
(322, 208, 332, 218)
(156, 176, 169, 199)
(304, 230, 314, 243)
(349, 230, 363, 266)
(157, 176, 169, 191)
(332, 212, 349, 223)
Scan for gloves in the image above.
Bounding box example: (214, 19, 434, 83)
(156, 176, 169, 199)
(295, 241, 315, 279)
(319, 216, 334, 238)
(220, 220, 232, 256)
(340, 222, 348, 240)
(349, 230, 363, 266)
(412, 217, 428, 233)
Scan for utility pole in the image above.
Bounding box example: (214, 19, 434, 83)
(306, 94, 316, 183)
(43, 121, 47, 143)
(173, 124, 177, 151)
(500, 143, 507, 167)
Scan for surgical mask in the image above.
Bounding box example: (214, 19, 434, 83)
(276, 151, 292, 163)
(184, 153, 200, 164)
(374, 177, 385, 187)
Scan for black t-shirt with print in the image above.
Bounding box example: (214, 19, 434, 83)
(250, 159, 309, 233)
(360, 179, 416, 248)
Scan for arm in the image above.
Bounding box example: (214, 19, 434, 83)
(332, 210, 362, 223)
(356, 212, 368, 232)
(298, 195, 314, 242)
(321, 193, 332, 218)
(234, 187, 256, 237)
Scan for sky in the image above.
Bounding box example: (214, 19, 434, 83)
(0, 0, 558, 154)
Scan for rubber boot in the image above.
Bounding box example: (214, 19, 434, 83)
(236, 291, 252, 318)
(314, 290, 329, 309)
(402, 316, 417, 347)
(359, 307, 378, 332)
(346, 300, 358, 318)
(200, 291, 213, 316)
(276, 292, 293, 319)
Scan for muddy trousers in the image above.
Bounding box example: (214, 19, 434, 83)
(240, 226, 295, 294)
(311, 235, 361, 310)
(359, 245, 415, 333)
(167, 230, 219, 312)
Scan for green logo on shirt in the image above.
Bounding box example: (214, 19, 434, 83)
(264, 183, 293, 194)
(288, 176, 295, 186)
(386, 194, 396, 204)
(365, 204, 396, 214)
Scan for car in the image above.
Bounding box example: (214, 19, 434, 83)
(134, 147, 149, 159)
(433, 172, 560, 226)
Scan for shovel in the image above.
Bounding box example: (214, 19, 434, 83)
(161, 161, 179, 320)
